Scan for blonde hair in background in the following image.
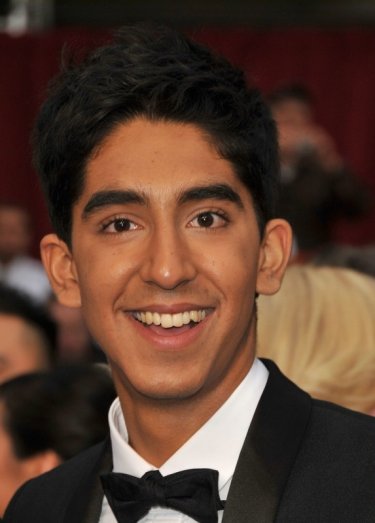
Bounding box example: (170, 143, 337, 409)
(257, 264, 375, 414)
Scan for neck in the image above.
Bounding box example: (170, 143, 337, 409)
(112, 357, 253, 467)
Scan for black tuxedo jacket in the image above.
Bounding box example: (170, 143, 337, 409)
(4, 360, 375, 522)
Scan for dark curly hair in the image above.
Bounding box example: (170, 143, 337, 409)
(33, 23, 279, 245)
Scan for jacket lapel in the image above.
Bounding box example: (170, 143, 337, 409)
(63, 438, 113, 523)
(223, 359, 312, 523)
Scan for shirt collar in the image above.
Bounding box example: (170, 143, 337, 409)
(109, 357, 268, 494)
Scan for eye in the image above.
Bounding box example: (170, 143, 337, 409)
(188, 211, 228, 229)
(101, 217, 139, 233)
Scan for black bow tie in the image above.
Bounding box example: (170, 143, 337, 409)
(100, 468, 225, 523)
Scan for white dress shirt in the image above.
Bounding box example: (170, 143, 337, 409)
(99, 358, 269, 523)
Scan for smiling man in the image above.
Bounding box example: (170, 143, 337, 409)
(5, 24, 375, 523)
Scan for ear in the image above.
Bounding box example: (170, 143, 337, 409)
(256, 219, 293, 295)
(40, 234, 82, 308)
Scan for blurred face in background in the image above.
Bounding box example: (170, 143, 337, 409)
(271, 99, 313, 129)
(48, 300, 92, 362)
(0, 314, 50, 384)
(270, 99, 314, 167)
(0, 206, 31, 264)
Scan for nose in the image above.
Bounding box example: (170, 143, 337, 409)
(139, 226, 197, 290)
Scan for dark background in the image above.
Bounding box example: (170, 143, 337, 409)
(1, 0, 374, 254)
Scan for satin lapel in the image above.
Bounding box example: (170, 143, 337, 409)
(63, 438, 113, 523)
(223, 359, 312, 523)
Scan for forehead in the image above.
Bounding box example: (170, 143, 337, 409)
(82, 118, 244, 199)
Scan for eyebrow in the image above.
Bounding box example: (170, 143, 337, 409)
(178, 184, 244, 208)
(82, 183, 244, 219)
(82, 190, 146, 219)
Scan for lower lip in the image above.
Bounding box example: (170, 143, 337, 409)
(128, 314, 211, 351)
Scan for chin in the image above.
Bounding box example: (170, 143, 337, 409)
(111, 361, 208, 402)
(133, 376, 205, 402)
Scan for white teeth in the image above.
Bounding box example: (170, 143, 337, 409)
(161, 314, 173, 328)
(182, 311, 190, 325)
(173, 314, 184, 328)
(134, 310, 208, 328)
(190, 311, 198, 323)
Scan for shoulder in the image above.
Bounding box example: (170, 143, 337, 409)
(279, 399, 375, 520)
(263, 358, 375, 475)
(261, 366, 375, 520)
(4, 440, 108, 523)
(309, 398, 375, 450)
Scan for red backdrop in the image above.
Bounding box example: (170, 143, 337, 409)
(1, 26, 374, 256)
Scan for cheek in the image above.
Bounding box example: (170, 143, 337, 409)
(76, 245, 139, 296)
(205, 239, 260, 297)
(75, 259, 117, 308)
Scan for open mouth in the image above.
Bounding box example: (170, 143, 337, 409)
(133, 309, 208, 329)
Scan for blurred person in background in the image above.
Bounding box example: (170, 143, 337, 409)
(0, 364, 116, 517)
(0, 283, 57, 384)
(48, 294, 106, 364)
(268, 84, 370, 258)
(0, 202, 51, 304)
(257, 264, 375, 414)
(312, 243, 375, 278)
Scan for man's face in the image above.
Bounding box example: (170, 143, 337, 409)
(45, 118, 288, 404)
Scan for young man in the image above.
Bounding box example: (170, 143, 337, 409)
(5, 24, 375, 523)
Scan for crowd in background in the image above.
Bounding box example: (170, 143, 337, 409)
(0, 201, 112, 517)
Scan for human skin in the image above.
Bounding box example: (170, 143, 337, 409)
(271, 100, 343, 171)
(48, 300, 91, 362)
(0, 315, 50, 384)
(41, 118, 291, 465)
(0, 207, 31, 264)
